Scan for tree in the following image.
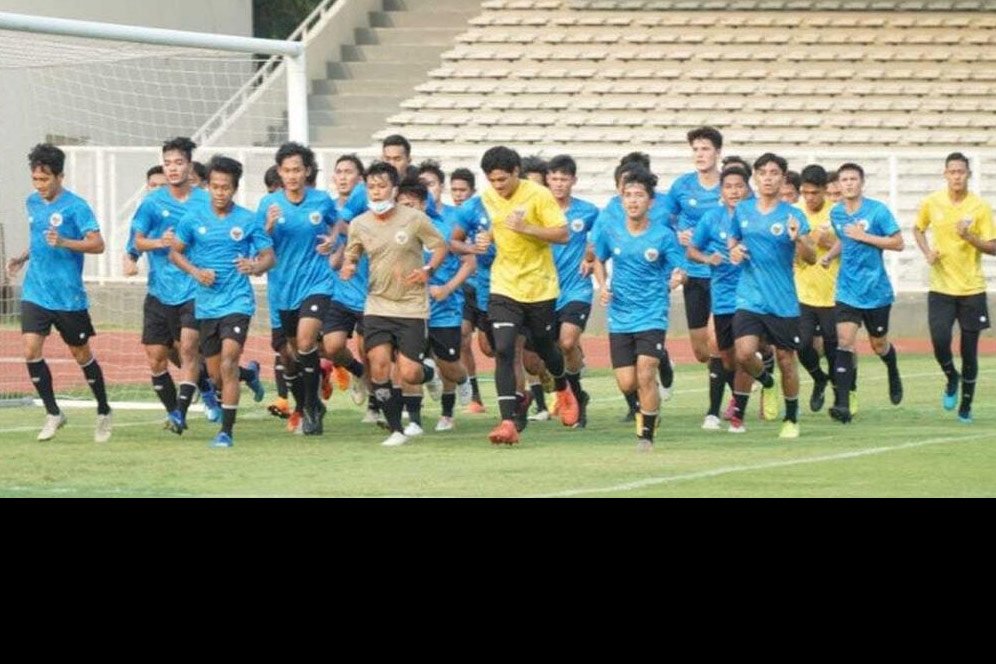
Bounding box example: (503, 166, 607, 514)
(253, 0, 323, 40)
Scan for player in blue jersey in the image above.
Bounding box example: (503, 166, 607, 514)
(5, 144, 112, 442)
(259, 142, 337, 436)
(591, 167, 687, 452)
(823, 162, 905, 424)
(171, 156, 275, 448)
(687, 165, 751, 431)
(727, 153, 817, 439)
(661, 126, 724, 403)
(122, 165, 169, 278)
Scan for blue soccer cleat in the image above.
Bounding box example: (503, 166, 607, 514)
(210, 432, 233, 448)
(166, 410, 187, 436)
(201, 388, 222, 422)
(958, 412, 973, 425)
(246, 360, 265, 403)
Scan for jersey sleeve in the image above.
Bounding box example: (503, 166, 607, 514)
(661, 226, 687, 271)
(915, 198, 932, 232)
(174, 213, 196, 248)
(975, 201, 995, 241)
(691, 214, 712, 251)
(583, 203, 599, 233)
(593, 226, 612, 262)
(874, 203, 901, 236)
(323, 196, 338, 227)
(789, 209, 811, 236)
(131, 197, 155, 238)
(344, 220, 364, 263)
(730, 205, 744, 242)
(534, 189, 567, 229)
(249, 217, 274, 253)
(658, 183, 680, 221)
(74, 199, 101, 235)
(416, 213, 446, 251)
(339, 185, 367, 222)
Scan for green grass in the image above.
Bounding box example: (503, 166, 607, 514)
(0, 354, 993, 497)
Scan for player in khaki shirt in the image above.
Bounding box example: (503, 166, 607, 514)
(913, 152, 996, 423)
(341, 162, 447, 447)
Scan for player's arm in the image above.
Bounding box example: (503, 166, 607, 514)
(5, 250, 29, 278)
(449, 226, 482, 255)
(432, 254, 477, 302)
(591, 231, 612, 305)
(727, 206, 749, 264)
(843, 224, 904, 251)
(956, 209, 996, 256)
(236, 247, 276, 277)
(340, 222, 365, 280)
(410, 216, 448, 286)
(687, 217, 722, 266)
(169, 238, 214, 287)
(820, 240, 842, 268)
(508, 195, 569, 244)
(47, 229, 104, 254)
(912, 204, 940, 263)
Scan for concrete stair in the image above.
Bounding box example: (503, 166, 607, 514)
(309, 0, 482, 147)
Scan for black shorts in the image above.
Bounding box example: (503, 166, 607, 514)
(683, 276, 712, 330)
(835, 302, 891, 338)
(799, 303, 837, 348)
(270, 327, 288, 354)
(279, 294, 332, 338)
(364, 315, 427, 362)
(428, 326, 462, 362)
(733, 309, 801, 351)
(141, 295, 197, 346)
(609, 330, 667, 369)
(462, 283, 479, 323)
(323, 300, 364, 338)
(556, 301, 592, 336)
(20, 301, 96, 347)
(488, 294, 557, 348)
(928, 291, 991, 334)
(200, 314, 251, 357)
(713, 313, 735, 352)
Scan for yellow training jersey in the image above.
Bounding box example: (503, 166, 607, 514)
(916, 190, 995, 296)
(794, 200, 839, 307)
(483, 179, 567, 303)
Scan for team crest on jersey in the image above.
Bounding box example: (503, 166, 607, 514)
(719, 231, 728, 240)
(49, 213, 63, 228)
(613, 247, 621, 255)
(570, 218, 585, 233)
(162, 210, 171, 218)
(198, 226, 207, 235)
(856, 219, 870, 231)
(688, 198, 698, 207)
(230, 226, 245, 242)
(644, 248, 659, 262)
(309, 211, 322, 225)
(770, 223, 784, 236)
(395, 230, 409, 245)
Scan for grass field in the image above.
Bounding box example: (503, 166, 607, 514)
(0, 354, 993, 497)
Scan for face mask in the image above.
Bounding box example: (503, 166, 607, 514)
(368, 198, 395, 215)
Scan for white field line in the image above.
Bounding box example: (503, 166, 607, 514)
(529, 431, 996, 498)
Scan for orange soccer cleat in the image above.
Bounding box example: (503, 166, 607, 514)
(333, 365, 351, 392)
(287, 410, 303, 434)
(488, 419, 520, 446)
(555, 386, 579, 427)
(465, 400, 486, 414)
(319, 359, 333, 401)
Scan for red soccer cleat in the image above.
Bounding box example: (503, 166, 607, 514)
(488, 419, 520, 446)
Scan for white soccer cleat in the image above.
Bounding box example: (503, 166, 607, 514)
(350, 375, 367, 406)
(659, 384, 674, 403)
(403, 422, 424, 437)
(37, 412, 68, 441)
(456, 380, 473, 407)
(94, 412, 113, 443)
(423, 358, 443, 401)
(361, 409, 380, 424)
(701, 414, 722, 431)
(434, 416, 455, 432)
(527, 410, 551, 421)
(381, 431, 410, 447)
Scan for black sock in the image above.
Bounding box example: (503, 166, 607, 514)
(420, 362, 435, 385)
(469, 376, 482, 403)
(368, 392, 381, 413)
(82, 359, 110, 415)
(403, 395, 423, 426)
(27, 359, 59, 415)
(784, 397, 799, 423)
(756, 368, 774, 389)
(941, 360, 959, 393)
(177, 382, 197, 417)
(274, 354, 289, 399)
(553, 374, 567, 391)
(221, 404, 237, 436)
(639, 410, 657, 442)
(733, 391, 750, 420)
(879, 343, 899, 375)
(441, 392, 456, 418)
(347, 358, 364, 378)
(724, 369, 735, 392)
(152, 371, 178, 412)
(624, 391, 639, 414)
(285, 371, 305, 413)
(659, 351, 674, 388)
(530, 383, 547, 412)
(372, 383, 400, 432)
(238, 366, 253, 383)
(762, 349, 775, 374)
(707, 358, 725, 418)
(499, 395, 518, 421)
(799, 345, 828, 383)
(852, 363, 859, 391)
(299, 347, 320, 411)
(960, 379, 976, 416)
(565, 371, 583, 400)
(834, 349, 855, 408)
(197, 362, 213, 393)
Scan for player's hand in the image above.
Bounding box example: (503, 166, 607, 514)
(265, 204, 282, 232)
(787, 215, 800, 241)
(196, 268, 216, 286)
(580, 258, 594, 277)
(600, 288, 612, 306)
(316, 234, 335, 255)
(44, 229, 61, 248)
(924, 249, 941, 265)
(730, 243, 749, 264)
(817, 226, 836, 250)
(160, 227, 176, 249)
(340, 261, 356, 281)
(5, 258, 23, 279)
(708, 252, 723, 266)
(429, 285, 448, 301)
(234, 256, 257, 276)
(677, 229, 693, 247)
(843, 223, 866, 242)
(475, 230, 493, 253)
(819, 254, 834, 269)
(404, 268, 429, 287)
(504, 208, 526, 234)
(669, 268, 686, 290)
(122, 255, 139, 277)
(957, 219, 973, 239)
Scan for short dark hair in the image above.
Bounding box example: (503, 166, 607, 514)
(397, 176, 429, 203)
(800, 164, 828, 188)
(366, 160, 401, 187)
(720, 166, 749, 185)
(619, 151, 651, 170)
(945, 152, 971, 170)
(275, 141, 317, 172)
(753, 153, 788, 174)
(28, 143, 65, 176)
(146, 164, 164, 179)
(687, 126, 723, 150)
(547, 154, 577, 177)
(827, 170, 839, 184)
(481, 146, 521, 174)
(621, 166, 658, 197)
(206, 155, 243, 189)
(522, 155, 548, 178)
(335, 153, 366, 177)
(837, 162, 865, 180)
(417, 159, 446, 186)
(264, 165, 282, 190)
(785, 170, 802, 192)
(722, 155, 752, 179)
(614, 159, 650, 186)
(192, 161, 208, 183)
(382, 134, 412, 157)
(450, 167, 475, 190)
(162, 136, 197, 161)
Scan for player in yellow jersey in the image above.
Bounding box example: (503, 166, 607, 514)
(793, 165, 840, 412)
(913, 152, 996, 423)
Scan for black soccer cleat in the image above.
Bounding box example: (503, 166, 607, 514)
(513, 392, 531, 433)
(888, 371, 903, 406)
(810, 376, 828, 412)
(573, 391, 590, 429)
(829, 405, 852, 424)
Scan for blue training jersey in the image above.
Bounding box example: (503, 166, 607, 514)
(830, 197, 899, 309)
(131, 186, 209, 306)
(593, 215, 685, 334)
(591, 194, 671, 242)
(691, 205, 741, 316)
(23, 189, 101, 312)
(553, 196, 600, 311)
(331, 184, 369, 314)
(730, 198, 810, 318)
(454, 195, 496, 312)
(257, 188, 337, 312)
(176, 203, 272, 320)
(427, 212, 465, 328)
(660, 171, 722, 280)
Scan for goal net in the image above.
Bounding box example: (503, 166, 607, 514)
(0, 22, 297, 407)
